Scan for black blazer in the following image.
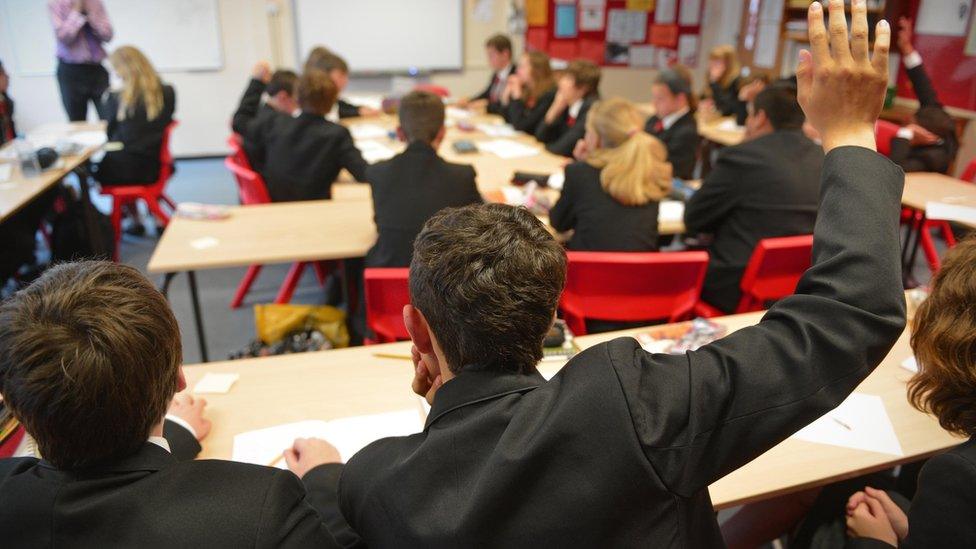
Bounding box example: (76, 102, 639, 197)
(847, 437, 976, 548)
(535, 96, 595, 157)
(549, 161, 660, 251)
(645, 111, 700, 179)
(685, 129, 823, 313)
(710, 77, 748, 125)
(888, 63, 957, 174)
(231, 78, 281, 171)
(504, 88, 556, 134)
(95, 84, 176, 184)
(336, 147, 906, 547)
(0, 443, 343, 548)
(365, 141, 482, 268)
(338, 99, 361, 119)
(475, 64, 516, 115)
(252, 111, 368, 202)
(0, 92, 15, 146)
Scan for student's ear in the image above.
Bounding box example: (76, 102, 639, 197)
(396, 126, 408, 143)
(403, 304, 435, 355)
(176, 367, 187, 393)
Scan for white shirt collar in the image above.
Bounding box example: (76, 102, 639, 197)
(661, 107, 690, 130)
(148, 436, 172, 453)
(496, 65, 512, 81)
(13, 432, 172, 458)
(568, 99, 584, 119)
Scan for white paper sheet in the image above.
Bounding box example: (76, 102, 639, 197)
(349, 124, 389, 140)
(193, 373, 240, 394)
(659, 200, 685, 223)
(476, 123, 517, 137)
(916, 0, 972, 37)
(716, 119, 744, 132)
(190, 236, 220, 250)
(477, 139, 540, 159)
(629, 45, 657, 68)
(446, 106, 473, 120)
(678, 0, 702, 25)
(0, 163, 11, 182)
(607, 9, 648, 44)
(654, 0, 676, 24)
(356, 140, 397, 163)
(344, 95, 384, 111)
(925, 200, 976, 226)
(791, 393, 904, 456)
(677, 35, 699, 67)
(901, 356, 919, 374)
(547, 171, 565, 190)
(579, 3, 605, 31)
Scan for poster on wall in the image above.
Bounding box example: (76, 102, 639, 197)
(916, 0, 972, 37)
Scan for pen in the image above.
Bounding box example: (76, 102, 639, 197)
(830, 416, 853, 431)
(372, 353, 412, 361)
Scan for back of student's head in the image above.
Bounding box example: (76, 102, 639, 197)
(304, 46, 334, 74)
(297, 69, 338, 116)
(410, 204, 566, 375)
(485, 34, 513, 56)
(0, 261, 182, 470)
(399, 90, 444, 144)
(267, 69, 298, 97)
(909, 236, 976, 438)
(306, 49, 349, 76)
(565, 59, 601, 97)
(752, 85, 804, 131)
(108, 45, 164, 121)
(585, 97, 672, 206)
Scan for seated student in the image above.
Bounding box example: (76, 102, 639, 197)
(0, 261, 345, 546)
(326, 8, 906, 545)
(498, 50, 557, 134)
(549, 97, 672, 252)
(888, 17, 958, 173)
(365, 90, 483, 268)
(844, 238, 976, 548)
(684, 84, 823, 314)
(644, 65, 700, 180)
(703, 45, 748, 125)
(0, 58, 14, 146)
(231, 61, 298, 171)
(251, 70, 368, 202)
(535, 59, 601, 157)
(304, 48, 380, 119)
(458, 34, 515, 115)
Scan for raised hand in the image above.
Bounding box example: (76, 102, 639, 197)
(251, 61, 272, 84)
(897, 17, 915, 56)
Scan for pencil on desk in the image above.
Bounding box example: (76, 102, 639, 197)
(267, 454, 284, 467)
(373, 353, 412, 361)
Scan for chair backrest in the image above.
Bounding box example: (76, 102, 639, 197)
(875, 119, 900, 157)
(559, 251, 709, 335)
(413, 84, 451, 98)
(364, 268, 411, 343)
(224, 156, 271, 205)
(227, 133, 253, 170)
(737, 234, 814, 312)
(145, 120, 178, 193)
(961, 158, 976, 183)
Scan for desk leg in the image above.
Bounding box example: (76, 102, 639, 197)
(186, 270, 210, 363)
(160, 272, 176, 296)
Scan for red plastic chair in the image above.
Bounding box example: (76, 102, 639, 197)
(875, 119, 900, 157)
(363, 268, 411, 344)
(224, 156, 332, 309)
(413, 84, 451, 98)
(961, 159, 976, 183)
(227, 133, 253, 170)
(559, 251, 709, 336)
(99, 121, 179, 261)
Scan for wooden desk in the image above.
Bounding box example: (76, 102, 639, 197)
(698, 116, 746, 147)
(899, 172, 976, 284)
(182, 311, 958, 511)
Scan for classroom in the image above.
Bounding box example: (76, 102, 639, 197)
(1, 0, 975, 547)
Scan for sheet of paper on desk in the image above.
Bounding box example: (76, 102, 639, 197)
(193, 373, 239, 394)
(659, 200, 684, 223)
(345, 95, 384, 111)
(476, 123, 517, 137)
(716, 119, 743, 132)
(791, 393, 904, 456)
(70, 131, 107, 149)
(0, 163, 11, 182)
(350, 124, 389, 140)
(925, 201, 976, 225)
(478, 139, 539, 159)
(446, 107, 472, 120)
(356, 140, 397, 163)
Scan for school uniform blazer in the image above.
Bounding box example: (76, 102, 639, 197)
(684, 129, 823, 314)
(710, 77, 747, 125)
(645, 111, 700, 180)
(338, 99, 361, 119)
(888, 62, 957, 174)
(231, 78, 280, 171)
(847, 437, 976, 548)
(475, 64, 516, 115)
(253, 111, 368, 202)
(0, 443, 344, 548)
(535, 96, 595, 157)
(505, 88, 556, 134)
(96, 84, 176, 184)
(336, 147, 907, 548)
(365, 141, 482, 268)
(549, 161, 660, 251)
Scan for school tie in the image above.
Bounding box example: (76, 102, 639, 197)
(0, 426, 25, 458)
(489, 74, 501, 103)
(653, 119, 664, 133)
(566, 115, 577, 128)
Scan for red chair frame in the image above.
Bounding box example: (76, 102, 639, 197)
(363, 268, 411, 344)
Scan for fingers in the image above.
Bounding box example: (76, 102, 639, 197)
(283, 448, 298, 470)
(425, 375, 443, 405)
(850, 0, 869, 63)
(871, 19, 891, 77)
(848, 491, 868, 512)
(827, 0, 851, 63)
(865, 487, 897, 511)
(865, 495, 887, 518)
(807, 2, 831, 64)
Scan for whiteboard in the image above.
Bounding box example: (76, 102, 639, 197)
(0, 0, 223, 75)
(293, 0, 463, 73)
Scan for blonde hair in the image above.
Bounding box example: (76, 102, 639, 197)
(109, 46, 164, 121)
(709, 45, 741, 89)
(585, 98, 672, 207)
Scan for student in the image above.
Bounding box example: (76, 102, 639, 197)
(844, 238, 976, 548)
(251, 70, 368, 202)
(0, 59, 14, 145)
(0, 261, 345, 546)
(535, 59, 601, 157)
(703, 45, 748, 125)
(304, 48, 380, 119)
(231, 61, 298, 171)
(459, 34, 516, 114)
(47, 0, 113, 121)
(549, 97, 671, 252)
(365, 90, 482, 268)
(644, 66, 700, 180)
(499, 51, 557, 134)
(888, 17, 958, 174)
(684, 84, 823, 314)
(330, 6, 905, 545)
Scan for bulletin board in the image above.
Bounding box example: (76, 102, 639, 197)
(522, 0, 706, 69)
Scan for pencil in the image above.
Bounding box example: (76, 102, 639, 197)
(267, 454, 284, 467)
(373, 353, 412, 361)
(830, 416, 853, 431)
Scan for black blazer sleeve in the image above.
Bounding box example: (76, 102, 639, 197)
(473, 73, 493, 101)
(101, 92, 120, 139)
(614, 147, 906, 496)
(548, 164, 581, 232)
(710, 77, 745, 120)
(906, 63, 942, 109)
(509, 90, 555, 134)
(232, 78, 266, 136)
(338, 99, 361, 119)
(537, 106, 588, 158)
(899, 451, 976, 548)
(461, 166, 484, 204)
(338, 127, 369, 182)
(162, 419, 201, 461)
(255, 469, 341, 548)
(302, 464, 361, 547)
(683, 147, 742, 233)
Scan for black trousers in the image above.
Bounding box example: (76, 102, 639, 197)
(56, 61, 109, 122)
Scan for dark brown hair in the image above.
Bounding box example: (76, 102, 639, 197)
(752, 85, 805, 130)
(298, 69, 338, 116)
(410, 204, 567, 374)
(524, 51, 555, 104)
(399, 90, 445, 144)
(304, 46, 333, 73)
(909, 236, 976, 437)
(0, 261, 182, 469)
(566, 59, 601, 97)
(267, 69, 298, 97)
(485, 34, 512, 55)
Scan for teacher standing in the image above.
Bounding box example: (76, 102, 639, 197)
(48, 0, 114, 121)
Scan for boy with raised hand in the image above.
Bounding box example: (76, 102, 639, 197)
(232, 61, 299, 171)
(332, 2, 905, 546)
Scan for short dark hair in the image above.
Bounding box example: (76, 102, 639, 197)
(307, 50, 349, 75)
(566, 59, 601, 96)
(266, 69, 298, 97)
(410, 204, 567, 374)
(485, 34, 512, 55)
(297, 69, 338, 115)
(751, 85, 804, 130)
(303, 46, 333, 74)
(399, 90, 445, 143)
(0, 261, 182, 469)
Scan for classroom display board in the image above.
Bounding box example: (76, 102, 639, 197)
(522, 0, 705, 68)
(293, 0, 463, 73)
(0, 0, 223, 75)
